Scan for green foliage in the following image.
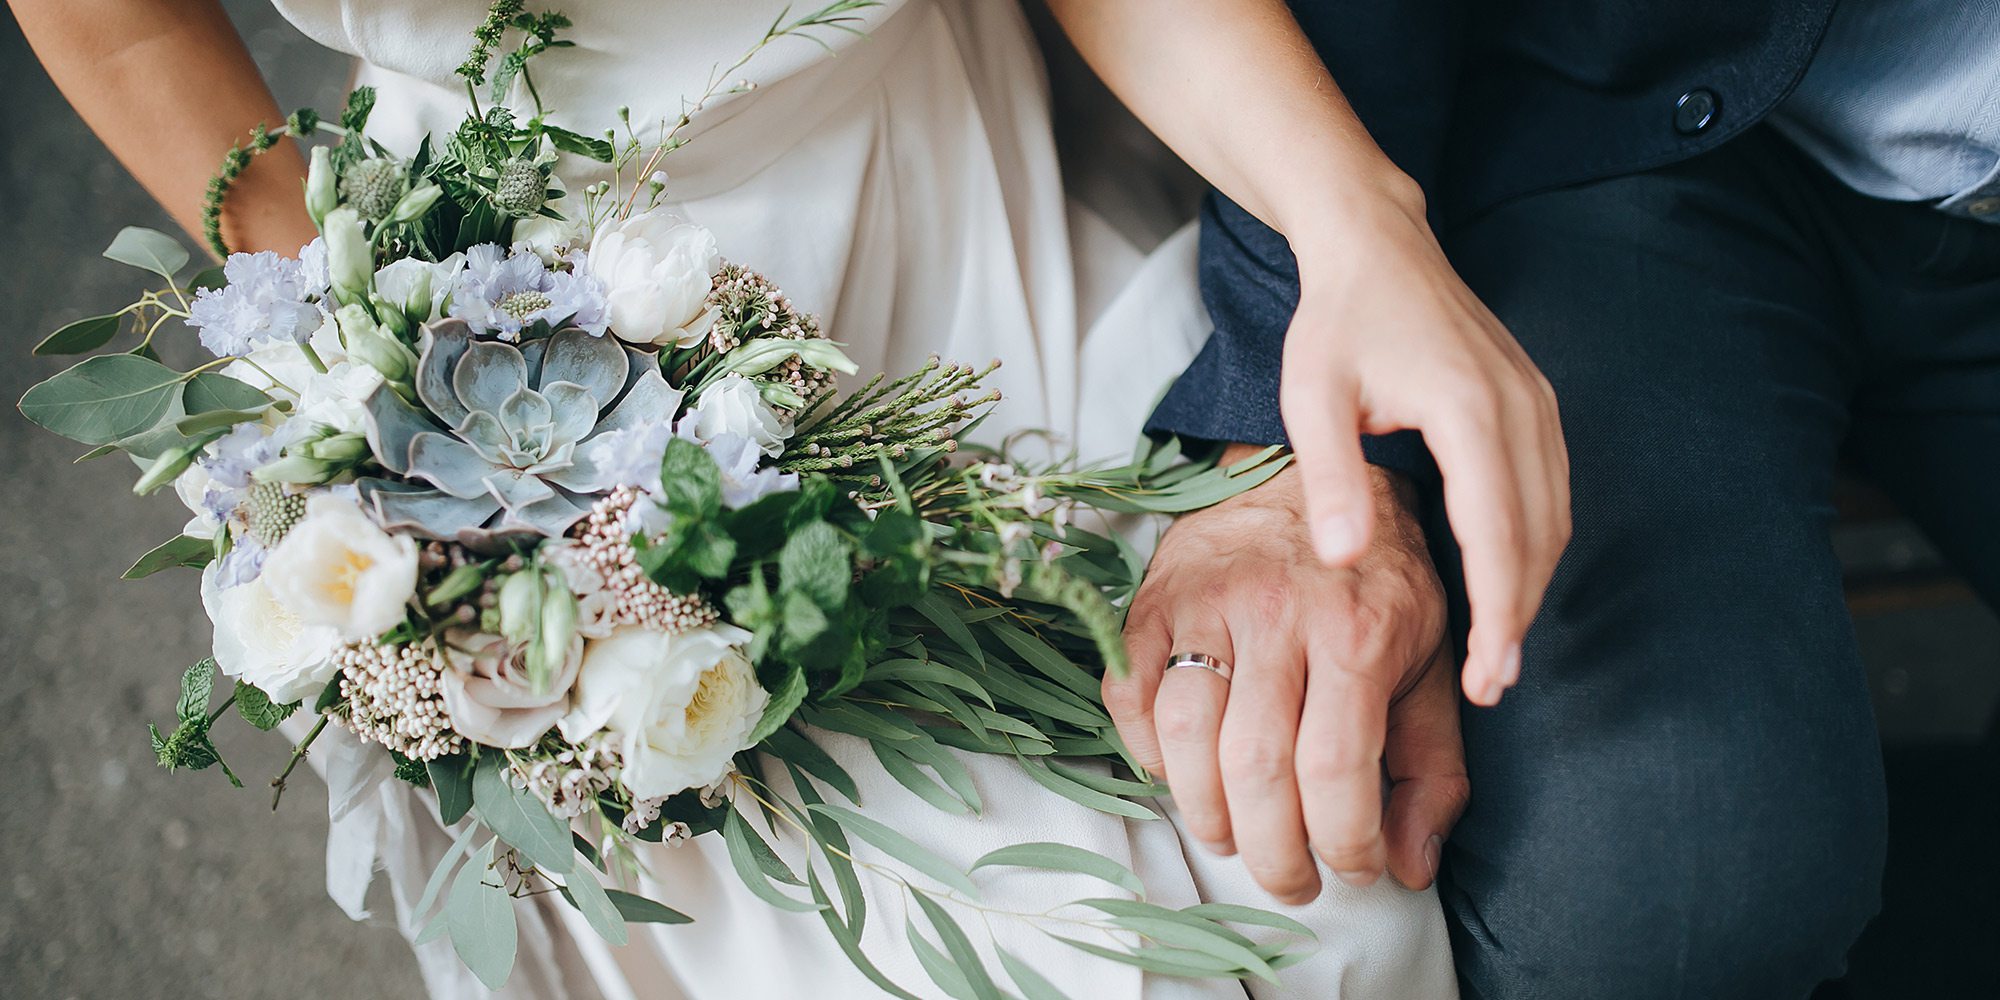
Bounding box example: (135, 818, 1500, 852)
(149, 659, 240, 787)
(428, 754, 476, 824)
(446, 838, 517, 991)
(33, 313, 123, 357)
(638, 437, 736, 592)
(102, 227, 189, 280)
(469, 753, 571, 872)
(124, 535, 213, 579)
(234, 681, 298, 731)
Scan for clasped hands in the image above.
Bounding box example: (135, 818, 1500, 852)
(1109, 199, 1569, 901)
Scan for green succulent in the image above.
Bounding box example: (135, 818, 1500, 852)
(358, 319, 683, 548)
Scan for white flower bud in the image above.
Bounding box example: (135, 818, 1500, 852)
(305, 146, 338, 227)
(323, 208, 372, 306)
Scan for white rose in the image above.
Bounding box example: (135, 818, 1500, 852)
(513, 185, 585, 264)
(174, 462, 219, 536)
(261, 495, 419, 641)
(557, 622, 768, 800)
(372, 256, 460, 324)
(688, 373, 789, 457)
(200, 564, 342, 704)
(588, 211, 721, 347)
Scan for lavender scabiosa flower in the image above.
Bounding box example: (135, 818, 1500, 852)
(186, 250, 324, 357)
(680, 423, 798, 510)
(448, 243, 607, 339)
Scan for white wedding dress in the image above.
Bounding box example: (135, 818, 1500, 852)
(268, 2, 1458, 997)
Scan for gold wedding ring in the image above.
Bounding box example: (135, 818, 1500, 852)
(1166, 652, 1233, 682)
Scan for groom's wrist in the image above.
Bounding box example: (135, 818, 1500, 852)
(1218, 442, 1419, 516)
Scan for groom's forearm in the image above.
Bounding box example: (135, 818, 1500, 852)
(12, 0, 316, 254)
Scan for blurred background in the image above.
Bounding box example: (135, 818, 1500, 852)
(1, 3, 1994, 998)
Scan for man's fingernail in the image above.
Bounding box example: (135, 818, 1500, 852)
(1335, 868, 1380, 888)
(1205, 837, 1236, 857)
(1500, 644, 1523, 687)
(1315, 516, 1360, 561)
(1424, 835, 1443, 880)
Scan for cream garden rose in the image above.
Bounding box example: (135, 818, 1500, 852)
(200, 565, 341, 704)
(588, 211, 721, 347)
(558, 622, 768, 800)
(687, 373, 790, 457)
(261, 495, 419, 641)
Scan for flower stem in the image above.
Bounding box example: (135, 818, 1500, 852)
(271, 715, 330, 811)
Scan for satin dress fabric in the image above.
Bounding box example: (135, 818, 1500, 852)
(268, 2, 1458, 996)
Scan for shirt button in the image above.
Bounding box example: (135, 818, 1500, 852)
(1674, 88, 1720, 135)
(1968, 197, 2000, 217)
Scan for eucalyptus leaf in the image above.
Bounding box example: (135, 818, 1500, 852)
(604, 889, 691, 925)
(761, 726, 860, 802)
(997, 947, 1077, 1000)
(971, 843, 1143, 895)
(906, 919, 978, 1000)
(808, 866, 923, 1000)
(1016, 757, 1157, 821)
(721, 806, 823, 912)
(413, 824, 482, 921)
(806, 803, 980, 899)
(19, 354, 184, 446)
(446, 840, 518, 991)
(913, 593, 984, 666)
(189, 264, 228, 291)
(103, 226, 190, 279)
(1181, 903, 1317, 940)
(913, 893, 1005, 1000)
(124, 534, 214, 579)
(872, 741, 971, 815)
(429, 756, 474, 824)
(33, 313, 123, 356)
(560, 853, 629, 946)
(786, 761, 864, 932)
(470, 753, 571, 871)
(181, 372, 271, 416)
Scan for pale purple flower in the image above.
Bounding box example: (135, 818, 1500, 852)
(297, 238, 330, 298)
(186, 250, 323, 357)
(681, 424, 797, 510)
(448, 244, 607, 339)
(584, 420, 674, 491)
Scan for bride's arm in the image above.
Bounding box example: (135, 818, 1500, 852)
(12, 0, 318, 254)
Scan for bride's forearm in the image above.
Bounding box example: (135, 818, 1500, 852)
(1042, 0, 1424, 261)
(12, 0, 317, 255)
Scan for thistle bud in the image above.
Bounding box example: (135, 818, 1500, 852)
(493, 162, 547, 218)
(323, 207, 372, 306)
(340, 158, 406, 222)
(305, 146, 338, 227)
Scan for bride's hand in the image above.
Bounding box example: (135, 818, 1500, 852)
(1110, 461, 1469, 900)
(1284, 188, 1570, 707)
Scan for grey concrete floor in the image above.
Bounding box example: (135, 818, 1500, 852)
(1, 4, 1995, 999)
(0, 4, 425, 997)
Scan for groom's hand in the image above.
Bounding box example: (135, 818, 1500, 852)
(1109, 456, 1468, 901)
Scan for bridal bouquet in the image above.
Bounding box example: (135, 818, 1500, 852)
(20, 3, 1307, 994)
